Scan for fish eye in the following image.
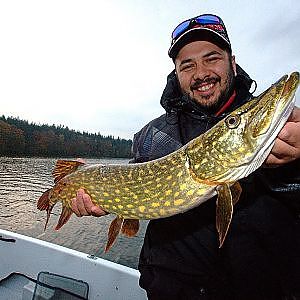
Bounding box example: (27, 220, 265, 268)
(225, 114, 241, 129)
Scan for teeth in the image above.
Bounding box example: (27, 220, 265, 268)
(197, 83, 214, 92)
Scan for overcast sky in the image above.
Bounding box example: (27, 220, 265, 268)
(1, 0, 299, 139)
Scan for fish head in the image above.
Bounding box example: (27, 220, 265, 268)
(245, 73, 298, 142)
(188, 72, 299, 182)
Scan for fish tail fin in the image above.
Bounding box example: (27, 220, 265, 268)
(121, 219, 140, 237)
(105, 216, 124, 253)
(38, 188, 55, 231)
(55, 206, 73, 230)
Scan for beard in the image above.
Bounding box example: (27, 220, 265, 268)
(186, 62, 236, 115)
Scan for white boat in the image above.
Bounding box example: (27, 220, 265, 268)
(0, 229, 147, 299)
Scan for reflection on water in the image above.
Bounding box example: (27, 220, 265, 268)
(0, 157, 148, 269)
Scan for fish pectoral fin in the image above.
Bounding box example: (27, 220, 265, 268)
(216, 184, 233, 248)
(55, 206, 73, 230)
(105, 216, 124, 253)
(52, 160, 85, 183)
(44, 205, 54, 231)
(37, 188, 54, 231)
(230, 181, 242, 205)
(121, 219, 140, 237)
(37, 188, 52, 210)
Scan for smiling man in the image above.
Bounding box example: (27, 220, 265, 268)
(175, 40, 236, 112)
(72, 14, 300, 299)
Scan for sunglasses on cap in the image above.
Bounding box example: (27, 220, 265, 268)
(171, 14, 229, 43)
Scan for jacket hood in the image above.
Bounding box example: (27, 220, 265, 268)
(160, 64, 255, 114)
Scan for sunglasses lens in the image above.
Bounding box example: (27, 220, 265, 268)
(172, 20, 190, 39)
(195, 15, 220, 25)
(171, 14, 222, 40)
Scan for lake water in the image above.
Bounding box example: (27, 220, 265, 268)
(0, 157, 148, 269)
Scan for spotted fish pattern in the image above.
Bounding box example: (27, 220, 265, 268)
(38, 72, 299, 252)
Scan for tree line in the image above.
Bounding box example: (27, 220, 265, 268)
(0, 115, 132, 158)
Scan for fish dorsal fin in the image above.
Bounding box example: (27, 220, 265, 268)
(105, 216, 124, 253)
(216, 183, 234, 247)
(52, 160, 85, 183)
(121, 219, 140, 237)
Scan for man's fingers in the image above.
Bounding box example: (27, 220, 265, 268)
(80, 189, 106, 216)
(71, 188, 89, 216)
(264, 153, 285, 167)
(278, 122, 300, 148)
(71, 188, 107, 217)
(277, 106, 300, 148)
(265, 107, 300, 167)
(287, 106, 300, 122)
(91, 206, 107, 217)
(71, 197, 83, 217)
(270, 138, 291, 159)
(81, 191, 95, 215)
(265, 137, 298, 167)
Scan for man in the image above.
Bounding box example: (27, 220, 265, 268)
(72, 14, 300, 299)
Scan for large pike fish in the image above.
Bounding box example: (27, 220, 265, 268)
(38, 72, 299, 252)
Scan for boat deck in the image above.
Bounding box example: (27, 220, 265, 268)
(0, 273, 35, 300)
(0, 229, 147, 299)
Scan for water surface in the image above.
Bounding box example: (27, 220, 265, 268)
(0, 157, 148, 269)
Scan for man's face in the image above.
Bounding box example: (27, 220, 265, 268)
(175, 40, 237, 112)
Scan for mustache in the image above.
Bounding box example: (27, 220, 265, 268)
(190, 77, 220, 90)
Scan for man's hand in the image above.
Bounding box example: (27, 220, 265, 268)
(264, 106, 300, 167)
(71, 188, 107, 217)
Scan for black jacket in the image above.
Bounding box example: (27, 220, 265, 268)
(131, 67, 300, 300)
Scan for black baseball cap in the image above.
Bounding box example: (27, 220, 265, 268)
(168, 14, 231, 59)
